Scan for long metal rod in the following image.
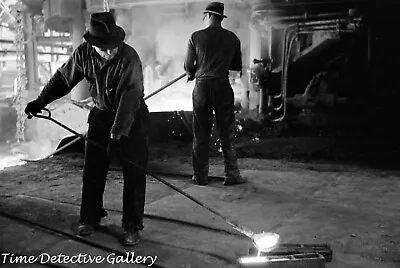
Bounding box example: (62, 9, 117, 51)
(25, 73, 190, 162)
(32, 109, 256, 239)
(144, 73, 186, 100)
(19, 194, 243, 238)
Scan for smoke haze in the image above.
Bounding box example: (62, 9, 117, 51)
(117, 2, 252, 112)
(0, 2, 254, 170)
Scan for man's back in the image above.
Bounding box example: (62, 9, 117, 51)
(185, 26, 241, 79)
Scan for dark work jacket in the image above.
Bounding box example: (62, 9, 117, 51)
(184, 25, 242, 79)
(36, 42, 144, 137)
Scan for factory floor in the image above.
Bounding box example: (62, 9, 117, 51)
(0, 139, 399, 268)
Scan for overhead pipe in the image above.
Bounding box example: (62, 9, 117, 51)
(299, 30, 353, 34)
(298, 18, 362, 30)
(252, 12, 349, 22)
(270, 17, 362, 122)
(298, 19, 341, 27)
(253, 16, 360, 121)
(275, 17, 355, 96)
(298, 22, 341, 28)
(267, 25, 296, 121)
(298, 20, 341, 28)
(252, 0, 369, 9)
(272, 23, 338, 121)
(272, 32, 297, 121)
(299, 26, 340, 31)
(271, 24, 297, 101)
(273, 26, 357, 122)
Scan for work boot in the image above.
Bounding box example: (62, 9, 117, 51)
(192, 175, 208, 185)
(76, 222, 97, 236)
(121, 229, 140, 247)
(223, 175, 246, 186)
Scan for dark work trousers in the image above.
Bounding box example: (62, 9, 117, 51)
(192, 78, 241, 180)
(80, 104, 149, 231)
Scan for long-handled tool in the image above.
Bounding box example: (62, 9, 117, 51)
(144, 73, 186, 100)
(32, 107, 278, 252)
(26, 73, 187, 162)
(34, 108, 249, 233)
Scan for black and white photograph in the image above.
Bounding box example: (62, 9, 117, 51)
(0, 0, 398, 267)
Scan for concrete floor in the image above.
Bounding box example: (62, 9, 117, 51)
(0, 141, 399, 267)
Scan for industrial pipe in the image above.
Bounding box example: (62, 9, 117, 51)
(273, 25, 331, 120)
(270, 25, 296, 101)
(297, 17, 362, 27)
(298, 27, 340, 32)
(252, 12, 349, 23)
(272, 33, 297, 122)
(252, 0, 368, 8)
(269, 16, 362, 122)
(299, 30, 353, 34)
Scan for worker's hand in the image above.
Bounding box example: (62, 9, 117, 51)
(186, 72, 195, 82)
(107, 138, 124, 159)
(187, 75, 194, 82)
(25, 100, 45, 119)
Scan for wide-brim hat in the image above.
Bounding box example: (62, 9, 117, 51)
(83, 12, 125, 50)
(203, 2, 227, 18)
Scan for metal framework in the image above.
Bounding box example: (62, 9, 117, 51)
(270, 16, 362, 122)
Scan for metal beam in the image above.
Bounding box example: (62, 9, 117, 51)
(86, 0, 244, 10)
(24, 12, 39, 91)
(253, 11, 349, 22)
(0, 49, 69, 56)
(0, 0, 16, 23)
(0, 38, 71, 49)
(36, 36, 71, 44)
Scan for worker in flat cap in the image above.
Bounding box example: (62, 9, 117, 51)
(184, 2, 246, 186)
(25, 12, 149, 246)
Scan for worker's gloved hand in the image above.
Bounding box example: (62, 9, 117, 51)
(25, 100, 45, 119)
(107, 138, 124, 159)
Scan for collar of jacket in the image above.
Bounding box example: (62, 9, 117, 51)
(89, 42, 124, 64)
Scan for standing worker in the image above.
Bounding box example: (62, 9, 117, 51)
(184, 2, 246, 186)
(24, 12, 149, 246)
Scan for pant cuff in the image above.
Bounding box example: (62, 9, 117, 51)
(122, 222, 144, 231)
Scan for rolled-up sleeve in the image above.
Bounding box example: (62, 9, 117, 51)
(111, 59, 144, 137)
